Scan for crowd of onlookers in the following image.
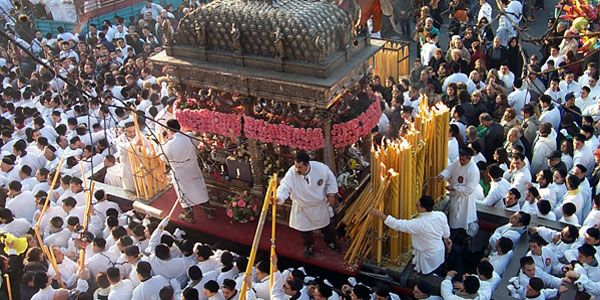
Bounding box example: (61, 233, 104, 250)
(368, 0, 600, 298)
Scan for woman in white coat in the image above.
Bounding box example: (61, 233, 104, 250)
(530, 123, 556, 176)
(162, 119, 212, 222)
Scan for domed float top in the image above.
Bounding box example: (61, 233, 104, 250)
(172, 0, 355, 64)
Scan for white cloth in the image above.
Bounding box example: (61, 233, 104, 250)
(384, 211, 450, 274)
(539, 106, 561, 131)
(441, 276, 491, 300)
(503, 167, 531, 201)
(489, 250, 513, 276)
(573, 145, 595, 176)
(162, 132, 209, 208)
(531, 136, 557, 175)
(277, 161, 338, 232)
(0, 218, 31, 237)
(6, 191, 36, 222)
(108, 280, 134, 300)
(132, 275, 174, 300)
(479, 178, 511, 208)
(439, 159, 480, 230)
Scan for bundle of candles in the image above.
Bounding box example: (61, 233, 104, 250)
(128, 114, 169, 200)
(340, 97, 449, 266)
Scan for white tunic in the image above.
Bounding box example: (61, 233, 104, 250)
(439, 159, 480, 230)
(384, 211, 450, 274)
(162, 132, 209, 208)
(108, 280, 134, 300)
(132, 275, 173, 300)
(277, 161, 338, 231)
(479, 178, 511, 208)
(0, 218, 31, 237)
(6, 191, 36, 222)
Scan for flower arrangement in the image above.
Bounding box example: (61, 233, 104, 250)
(243, 116, 325, 151)
(331, 99, 381, 148)
(175, 106, 243, 137)
(225, 191, 259, 223)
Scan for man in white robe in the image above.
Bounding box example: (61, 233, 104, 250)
(437, 148, 480, 234)
(116, 122, 138, 192)
(371, 195, 450, 274)
(161, 119, 211, 222)
(276, 152, 339, 258)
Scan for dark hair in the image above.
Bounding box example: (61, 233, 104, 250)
(567, 175, 581, 189)
(477, 261, 494, 279)
(498, 237, 514, 253)
(529, 277, 544, 292)
(204, 280, 219, 293)
(537, 200, 551, 215)
(160, 286, 175, 300)
(518, 212, 531, 226)
(295, 152, 310, 165)
(508, 188, 521, 200)
(136, 261, 152, 279)
(419, 195, 435, 211)
(579, 244, 597, 258)
(562, 202, 576, 217)
(183, 287, 199, 300)
(463, 276, 480, 294)
(520, 256, 535, 268)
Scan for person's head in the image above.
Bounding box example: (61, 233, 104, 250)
(537, 200, 552, 216)
(462, 275, 480, 295)
(417, 195, 434, 213)
(203, 280, 219, 298)
(255, 260, 270, 280)
(313, 282, 332, 300)
(160, 286, 174, 300)
(284, 278, 303, 297)
(497, 237, 514, 255)
(528, 234, 545, 256)
(525, 186, 539, 203)
(510, 211, 530, 227)
(560, 225, 580, 244)
(526, 277, 544, 298)
(125, 245, 141, 264)
(578, 244, 597, 265)
(183, 287, 199, 300)
(412, 281, 432, 299)
(512, 152, 526, 170)
(294, 152, 310, 175)
(507, 127, 521, 143)
(566, 174, 580, 190)
(505, 188, 520, 207)
(33, 271, 50, 289)
(584, 227, 600, 246)
(554, 169, 567, 184)
(459, 147, 474, 166)
(221, 279, 237, 299)
(350, 284, 369, 300)
(479, 113, 493, 127)
(136, 261, 152, 280)
(520, 256, 536, 278)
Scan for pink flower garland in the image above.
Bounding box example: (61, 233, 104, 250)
(243, 115, 325, 151)
(175, 98, 381, 150)
(331, 100, 381, 148)
(175, 108, 242, 137)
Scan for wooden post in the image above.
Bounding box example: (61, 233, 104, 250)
(320, 112, 336, 175)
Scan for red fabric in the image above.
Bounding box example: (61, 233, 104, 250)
(358, 0, 383, 33)
(151, 187, 360, 275)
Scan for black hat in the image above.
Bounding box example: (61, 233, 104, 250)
(547, 150, 561, 160)
(565, 92, 575, 101)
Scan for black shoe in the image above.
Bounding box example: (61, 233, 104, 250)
(328, 243, 341, 253)
(304, 245, 314, 258)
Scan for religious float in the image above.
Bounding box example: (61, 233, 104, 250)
(144, 0, 453, 276)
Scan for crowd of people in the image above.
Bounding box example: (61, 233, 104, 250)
(0, 0, 597, 298)
(364, 0, 600, 298)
